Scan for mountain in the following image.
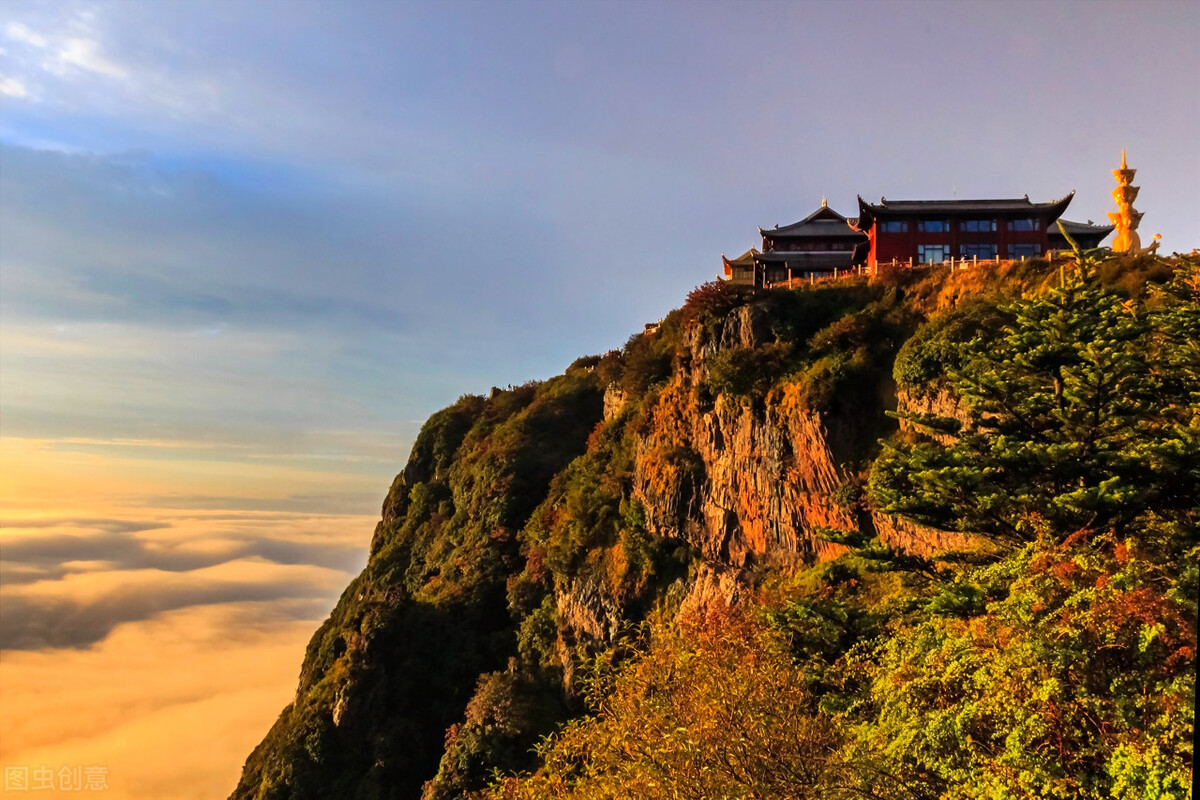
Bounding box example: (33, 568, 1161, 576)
(232, 251, 1197, 800)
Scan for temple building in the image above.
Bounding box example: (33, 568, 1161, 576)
(723, 191, 1113, 286)
(722, 201, 868, 286)
(853, 192, 1113, 270)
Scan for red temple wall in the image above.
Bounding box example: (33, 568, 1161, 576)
(868, 215, 1054, 266)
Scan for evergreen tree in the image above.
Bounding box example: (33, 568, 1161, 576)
(870, 257, 1200, 546)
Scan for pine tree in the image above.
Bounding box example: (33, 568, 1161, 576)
(870, 256, 1199, 545)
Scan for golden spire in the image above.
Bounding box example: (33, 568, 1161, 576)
(1109, 150, 1143, 253)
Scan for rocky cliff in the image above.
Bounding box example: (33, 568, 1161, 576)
(230, 259, 1086, 800)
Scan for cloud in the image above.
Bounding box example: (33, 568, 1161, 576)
(0, 511, 370, 649)
(0, 561, 340, 650)
(141, 492, 385, 515)
(4, 21, 47, 47)
(0, 75, 27, 96)
(0, 141, 615, 470)
(0, 602, 323, 799)
(2, 516, 170, 534)
(52, 37, 128, 78)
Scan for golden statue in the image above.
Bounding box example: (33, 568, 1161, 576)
(1108, 150, 1160, 254)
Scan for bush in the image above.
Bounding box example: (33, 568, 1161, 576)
(706, 341, 795, 401)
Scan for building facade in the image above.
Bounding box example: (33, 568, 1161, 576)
(854, 192, 1113, 270)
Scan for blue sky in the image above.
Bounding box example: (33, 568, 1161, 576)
(0, 3, 1198, 795)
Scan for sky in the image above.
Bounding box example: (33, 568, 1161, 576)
(1, 0, 1198, 797)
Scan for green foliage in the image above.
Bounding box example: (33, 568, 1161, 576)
(706, 341, 794, 401)
(680, 280, 759, 335)
(423, 670, 570, 800)
(872, 258, 1200, 543)
(863, 533, 1195, 799)
(486, 607, 859, 800)
(892, 299, 1002, 392)
(619, 312, 682, 395)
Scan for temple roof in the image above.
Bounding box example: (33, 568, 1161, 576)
(754, 251, 859, 269)
(760, 204, 868, 240)
(721, 248, 760, 268)
(855, 192, 1075, 231)
(1050, 218, 1114, 236)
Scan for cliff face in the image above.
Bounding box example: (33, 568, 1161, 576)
(232, 264, 1039, 800)
(633, 305, 856, 572)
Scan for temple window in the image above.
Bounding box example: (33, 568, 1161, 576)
(917, 219, 951, 233)
(961, 219, 997, 232)
(1008, 218, 1039, 231)
(917, 244, 951, 263)
(880, 221, 908, 233)
(1009, 243, 1042, 258)
(960, 243, 998, 258)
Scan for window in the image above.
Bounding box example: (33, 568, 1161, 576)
(1009, 243, 1042, 258)
(960, 243, 998, 259)
(880, 221, 908, 233)
(917, 244, 951, 263)
(961, 219, 997, 232)
(1008, 217, 1039, 231)
(918, 220, 951, 233)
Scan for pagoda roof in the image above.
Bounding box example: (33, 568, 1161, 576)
(760, 204, 868, 240)
(722, 248, 760, 268)
(855, 192, 1075, 231)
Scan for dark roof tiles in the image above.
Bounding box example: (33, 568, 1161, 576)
(762, 219, 868, 239)
(759, 204, 868, 240)
(1051, 218, 1114, 235)
(861, 192, 1074, 214)
(754, 251, 859, 269)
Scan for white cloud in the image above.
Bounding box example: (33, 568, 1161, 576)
(52, 37, 128, 79)
(0, 75, 27, 97)
(4, 21, 48, 48)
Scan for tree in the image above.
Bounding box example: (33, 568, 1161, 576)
(871, 256, 1200, 546)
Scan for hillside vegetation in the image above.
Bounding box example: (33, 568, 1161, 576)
(232, 250, 1197, 800)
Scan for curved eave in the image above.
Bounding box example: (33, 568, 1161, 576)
(722, 248, 760, 268)
(1042, 190, 1075, 225)
(853, 196, 875, 232)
